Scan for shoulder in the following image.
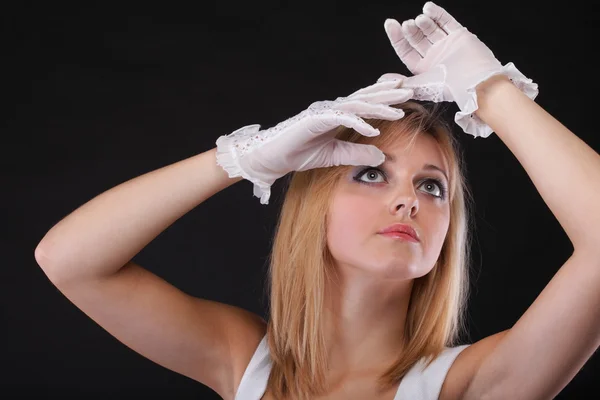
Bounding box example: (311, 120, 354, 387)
(439, 329, 510, 400)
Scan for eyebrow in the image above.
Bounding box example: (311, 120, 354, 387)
(383, 152, 449, 183)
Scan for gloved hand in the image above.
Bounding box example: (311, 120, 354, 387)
(215, 79, 413, 204)
(380, 1, 538, 138)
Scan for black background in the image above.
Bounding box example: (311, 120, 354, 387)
(3, 0, 599, 398)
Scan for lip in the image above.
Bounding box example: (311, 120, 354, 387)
(378, 223, 420, 242)
(379, 232, 420, 243)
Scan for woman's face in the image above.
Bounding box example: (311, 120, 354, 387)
(326, 134, 451, 280)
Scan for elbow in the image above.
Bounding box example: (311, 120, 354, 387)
(34, 244, 64, 285)
(34, 243, 51, 270)
(34, 244, 47, 265)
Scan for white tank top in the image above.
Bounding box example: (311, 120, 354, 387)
(234, 335, 471, 400)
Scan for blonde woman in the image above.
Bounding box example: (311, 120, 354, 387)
(34, 2, 600, 400)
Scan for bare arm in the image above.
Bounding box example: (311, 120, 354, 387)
(35, 147, 242, 282)
(33, 147, 267, 400)
(462, 76, 600, 400)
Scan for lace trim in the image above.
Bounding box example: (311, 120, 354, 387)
(411, 82, 445, 103)
(215, 124, 275, 204)
(456, 62, 539, 138)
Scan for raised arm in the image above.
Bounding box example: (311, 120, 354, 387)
(463, 73, 600, 400)
(35, 147, 241, 283)
(381, 3, 600, 399)
(34, 148, 263, 400)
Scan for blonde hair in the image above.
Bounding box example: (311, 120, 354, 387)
(262, 101, 474, 399)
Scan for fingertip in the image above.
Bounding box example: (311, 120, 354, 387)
(384, 18, 400, 27)
(351, 118, 380, 137)
(393, 108, 405, 118)
(377, 73, 404, 83)
(383, 109, 405, 121)
(384, 18, 403, 36)
(376, 150, 386, 166)
(401, 19, 418, 34)
(384, 80, 405, 90)
(363, 146, 386, 166)
(415, 14, 432, 28)
(423, 1, 437, 13)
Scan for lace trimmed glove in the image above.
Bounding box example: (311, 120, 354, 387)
(215, 80, 413, 204)
(379, 1, 539, 138)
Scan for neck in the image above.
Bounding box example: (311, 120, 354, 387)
(322, 268, 414, 378)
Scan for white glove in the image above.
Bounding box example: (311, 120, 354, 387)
(215, 79, 413, 204)
(380, 1, 539, 138)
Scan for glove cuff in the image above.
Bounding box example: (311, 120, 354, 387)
(455, 62, 539, 138)
(215, 124, 273, 205)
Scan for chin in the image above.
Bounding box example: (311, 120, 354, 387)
(340, 260, 424, 280)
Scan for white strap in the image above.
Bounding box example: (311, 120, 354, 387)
(234, 335, 272, 400)
(395, 344, 471, 400)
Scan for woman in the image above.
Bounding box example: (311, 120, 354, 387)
(34, 2, 600, 399)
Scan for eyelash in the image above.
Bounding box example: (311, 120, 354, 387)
(353, 167, 448, 200)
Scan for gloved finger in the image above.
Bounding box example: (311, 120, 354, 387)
(304, 112, 381, 137)
(423, 2, 463, 34)
(335, 101, 406, 120)
(335, 113, 382, 137)
(400, 67, 448, 102)
(343, 88, 414, 105)
(347, 79, 403, 97)
(377, 72, 406, 83)
(384, 18, 421, 73)
(326, 140, 386, 168)
(401, 19, 431, 57)
(415, 14, 446, 43)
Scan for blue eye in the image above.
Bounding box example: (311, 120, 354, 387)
(353, 167, 448, 200)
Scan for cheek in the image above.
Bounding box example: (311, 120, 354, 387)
(428, 210, 451, 254)
(326, 197, 375, 252)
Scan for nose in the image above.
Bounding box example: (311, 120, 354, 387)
(390, 190, 419, 217)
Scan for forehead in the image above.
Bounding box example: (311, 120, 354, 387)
(379, 133, 448, 171)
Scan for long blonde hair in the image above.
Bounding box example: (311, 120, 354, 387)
(262, 101, 474, 399)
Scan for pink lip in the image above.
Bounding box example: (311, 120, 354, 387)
(378, 223, 420, 242)
(379, 232, 420, 243)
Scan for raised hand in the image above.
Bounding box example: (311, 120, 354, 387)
(215, 79, 413, 204)
(384, 2, 463, 75)
(381, 2, 538, 138)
